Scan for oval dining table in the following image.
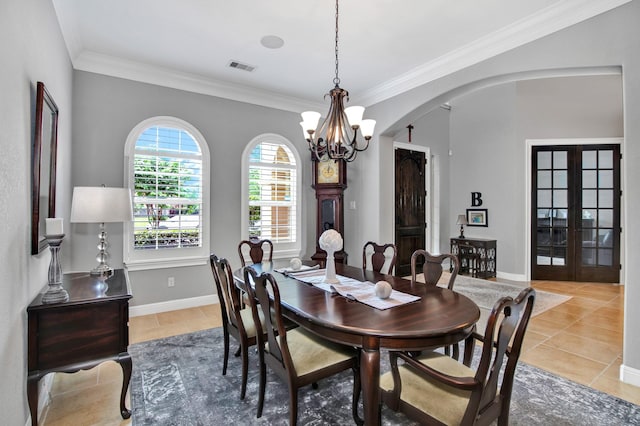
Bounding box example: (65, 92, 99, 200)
(234, 261, 480, 425)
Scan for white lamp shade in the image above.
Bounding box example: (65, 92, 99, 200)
(301, 111, 321, 132)
(360, 119, 376, 138)
(456, 214, 468, 225)
(70, 186, 133, 223)
(344, 106, 364, 127)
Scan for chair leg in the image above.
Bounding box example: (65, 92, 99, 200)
(351, 365, 363, 426)
(257, 357, 266, 418)
(222, 329, 230, 376)
(288, 385, 299, 426)
(234, 346, 241, 357)
(240, 343, 249, 400)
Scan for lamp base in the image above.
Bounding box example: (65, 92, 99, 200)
(90, 264, 114, 276)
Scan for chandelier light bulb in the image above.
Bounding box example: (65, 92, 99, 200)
(360, 119, 376, 139)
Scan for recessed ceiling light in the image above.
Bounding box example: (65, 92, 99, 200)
(261, 35, 284, 49)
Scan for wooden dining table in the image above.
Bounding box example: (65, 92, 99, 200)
(234, 262, 480, 425)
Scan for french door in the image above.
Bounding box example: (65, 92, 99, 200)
(531, 144, 620, 282)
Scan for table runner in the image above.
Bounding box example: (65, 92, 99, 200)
(286, 268, 420, 310)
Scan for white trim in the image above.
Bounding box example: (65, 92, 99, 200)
(496, 271, 527, 282)
(620, 364, 640, 387)
(524, 137, 623, 281)
(358, 0, 632, 106)
(393, 142, 432, 251)
(123, 116, 211, 268)
(240, 134, 302, 257)
(130, 294, 219, 317)
(124, 255, 208, 271)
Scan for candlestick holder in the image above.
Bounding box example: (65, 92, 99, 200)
(42, 234, 69, 304)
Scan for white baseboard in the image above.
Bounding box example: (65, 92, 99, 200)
(129, 294, 219, 317)
(496, 271, 527, 282)
(620, 363, 640, 387)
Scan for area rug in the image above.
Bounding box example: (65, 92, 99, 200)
(129, 328, 640, 425)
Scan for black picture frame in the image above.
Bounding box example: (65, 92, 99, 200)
(31, 81, 59, 255)
(466, 208, 488, 227)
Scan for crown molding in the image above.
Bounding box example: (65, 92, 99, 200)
(64, 0, 630, 111)
(356, 0, 632, 106)
(73, 51, 326, 113)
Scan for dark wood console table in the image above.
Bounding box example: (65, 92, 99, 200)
(27, 269, 132, 425)
(450, 237, 497, 279)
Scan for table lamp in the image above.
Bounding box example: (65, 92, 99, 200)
(70, 186, 133, 276)
(456, 214, 468, 239)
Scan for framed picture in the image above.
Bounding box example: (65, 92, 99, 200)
(31, 81, 59, 254)
(466, 208, 488, 227)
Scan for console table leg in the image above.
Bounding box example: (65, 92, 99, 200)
(118, 352, 132, 419)
(27, 375, 40, 426)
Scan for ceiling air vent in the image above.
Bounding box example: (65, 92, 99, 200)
(228, 60, 256, 72)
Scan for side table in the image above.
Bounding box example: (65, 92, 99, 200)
(27, 269, 132, 425)
(450, 237, 497, 279)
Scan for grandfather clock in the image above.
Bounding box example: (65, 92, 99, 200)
(311, 157, 348, 265)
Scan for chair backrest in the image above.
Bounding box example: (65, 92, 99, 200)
(238, 238, 273, 267)
(466, 287, 536, 425)
(410, 249, 460, 289)
(243, 267, 294, 375)
(210, 254, 243, 330)
(362, 241, 397, 275)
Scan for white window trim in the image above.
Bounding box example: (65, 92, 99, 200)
(241, 133, 302, 259)
(123, 116, 211, 270)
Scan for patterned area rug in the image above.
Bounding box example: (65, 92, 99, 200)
(129, 328, 640, 425)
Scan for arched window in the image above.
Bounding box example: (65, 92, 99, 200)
(242, 134, 301, 258)
(124, 116, 210, 270)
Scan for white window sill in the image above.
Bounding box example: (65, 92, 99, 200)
(124, 256, 209, 271)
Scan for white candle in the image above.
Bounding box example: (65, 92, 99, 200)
(46, 218, 63, 235)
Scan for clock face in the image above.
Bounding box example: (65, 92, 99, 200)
(317, 159, 340, 184)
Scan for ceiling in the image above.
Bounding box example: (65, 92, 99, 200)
(52, 0, 629, 112)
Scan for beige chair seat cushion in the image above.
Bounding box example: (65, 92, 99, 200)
(272, 328, 356, 377)
(380, 351, 474, 425)
(237, 307, 264, 338)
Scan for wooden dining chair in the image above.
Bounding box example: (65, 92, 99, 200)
(237, 238, 273, 267)
(410, 249, 460, 289)
(362, 241, 397, 275)
(243, 267, 362, 426)
(380, 287, 535, 426)
(209, 254, 264, 400)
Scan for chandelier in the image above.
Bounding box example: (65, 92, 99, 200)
(300, 0, 376, 163)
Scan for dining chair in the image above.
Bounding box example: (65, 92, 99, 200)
(410, 249, 460, 289)
(243, 267, 362, 426)
(209, 254, 264, 400)
(362, 241, 397, 275)
(238, 238, 273, 267)
(380, 287, 536, 426)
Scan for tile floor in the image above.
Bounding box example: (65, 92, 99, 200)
(39, 279, 638, 425)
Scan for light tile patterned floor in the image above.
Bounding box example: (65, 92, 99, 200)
(40, 280, 638, 425)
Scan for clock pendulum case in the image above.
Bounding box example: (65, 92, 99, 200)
(311, 157, 348, 265)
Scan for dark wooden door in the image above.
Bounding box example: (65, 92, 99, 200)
(395, 148, 426, 276)
(531, 144, 620, 282)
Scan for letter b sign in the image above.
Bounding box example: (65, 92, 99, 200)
(471, 192, 483, 207)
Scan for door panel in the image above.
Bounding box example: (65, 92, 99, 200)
(395, 148, 426, 277)
(532, 145, 620, 282)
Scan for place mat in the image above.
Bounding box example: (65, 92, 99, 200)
(291, 269, 420, 310)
